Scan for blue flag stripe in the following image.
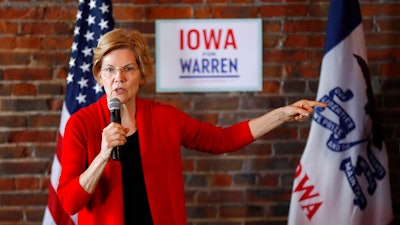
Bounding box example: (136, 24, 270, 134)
(324, 0, 362, 54)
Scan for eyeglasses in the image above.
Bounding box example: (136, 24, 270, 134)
(100, 64, 139, 78)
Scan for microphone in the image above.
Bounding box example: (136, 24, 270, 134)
(108, 98, 121, 161)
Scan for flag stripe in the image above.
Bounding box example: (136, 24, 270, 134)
(43, 208, 56, 225)
(47, 184, 75, 225)
(324, 0, 362, 54)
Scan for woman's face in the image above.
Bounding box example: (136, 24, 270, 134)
(98, 48, 144, 105)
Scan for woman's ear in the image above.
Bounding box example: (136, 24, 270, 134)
(96, 73, 104, 86)
(139, 78, 145, 86)
(139, 74, 146, 86)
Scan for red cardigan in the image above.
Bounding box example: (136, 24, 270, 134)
(58, 95, 254, 225)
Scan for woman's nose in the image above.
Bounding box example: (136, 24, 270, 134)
(113, 70, 125, 82)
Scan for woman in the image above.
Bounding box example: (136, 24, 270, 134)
(57, 29, 326, 225)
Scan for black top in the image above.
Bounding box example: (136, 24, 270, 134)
(120, 131, 153, 225)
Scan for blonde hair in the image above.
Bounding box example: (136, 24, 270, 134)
(93, 29, 154, 86)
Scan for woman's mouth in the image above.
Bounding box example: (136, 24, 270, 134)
(114, 88, 125, 94)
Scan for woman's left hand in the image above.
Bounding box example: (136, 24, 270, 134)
(283, 100, 327, 122)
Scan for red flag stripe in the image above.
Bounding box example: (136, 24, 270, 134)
(47, 181, 75, 225)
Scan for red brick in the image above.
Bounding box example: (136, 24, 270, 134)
(0, 7, 44, 20)
(284, 34, 325, 48)
(114, 6, 145, 20)
(197, 159, 243, 172)
(16, 36, 41, 49)
(47, 98, 64, 111)
(1, 99, 49, 111)
(263, 34, 282, 48)
(41, 36, 73, 50)
(154, 96, 192, 110)
(232, 142, 273, 156)
(33, 51, 70, 66)
(197, 190, 244, 203)
(220, 205, 265, 218)
(38, 83, 64, 95)
(233, 173, 256, 186)
(4, 68, 53, 81)
(194, 97, 239, 110)
(15, 177, 40, 190)
(262, 64, 284, 78)
(0, 146, 31, 159)
(8, 130, 57, 143)
(21, 21, 74, 35)
(0, 193, 48, 206)
(361, 4, 400, 17)
(194, 6, 212, 18)
(182, 159, 195, 172)
(0, 52, 31, 65)
(0, 84, 12, 95)
(0, 21, 18, 33)
(274, 141, 306, 155)
(211, 6, 259, 18)
(0, 37, 16, 49)
(282, 80, 306, 93)
(263, 20, 282, 33)
(146, 7, 193, 19)
(0, 161, 49, 175)
(246, 189, 291, 202)
(284, 20, 327, 33)
(0, 115, 26, 128)
(232, 0, 254, 3)
(263, 49, 309, 63)
(186, 205, 217, 219)
(258, 173, 279, 187)
(185, 174, 207, 187)
(0, 178, 15, 191)
(309, 48, 324, 62)
(367, 48, 400, 61)
(44, 6, 77, 20)
(0, 208, 23, 222)
(219, 205, 248, 218)
(261, 81, 280, 94)
(54, 66, 69, 80)
(308, 2, 329, 17)
(243, 157, 291, 171)
(13, 83, 37, 96)
(366, 33, 400, 47)
(240, 96, 286, 110)
(376, 18, 400, 32)
(34, 144, 57, 159)
(26, 207, 46, 222)
(211, 174, 232, 186)
(29, 114, 60, 128)
(182, 0, 203, 3)
(382, 63, 400, 77)
(260, 5, 308, 17)
(289, 63, 321, 78)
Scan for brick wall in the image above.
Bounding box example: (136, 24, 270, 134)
(0, 0, 399, 224)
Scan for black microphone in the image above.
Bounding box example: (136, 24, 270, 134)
(108, 98, 121, 161)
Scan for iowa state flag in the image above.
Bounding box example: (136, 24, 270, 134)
(288, 0, 393, 224)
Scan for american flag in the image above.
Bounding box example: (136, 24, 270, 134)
(42, 0, 114, 224)
(287, 0, 393, 224)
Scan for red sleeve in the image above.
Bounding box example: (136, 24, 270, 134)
(177, 109, 255, 154)
(57, 113, 93, 215)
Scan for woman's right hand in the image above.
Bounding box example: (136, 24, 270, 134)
(100, 122, 129, 161)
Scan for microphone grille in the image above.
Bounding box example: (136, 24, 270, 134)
(108, 98, 121, 110)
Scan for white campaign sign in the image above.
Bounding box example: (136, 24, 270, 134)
(155, 19, 262, 92)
